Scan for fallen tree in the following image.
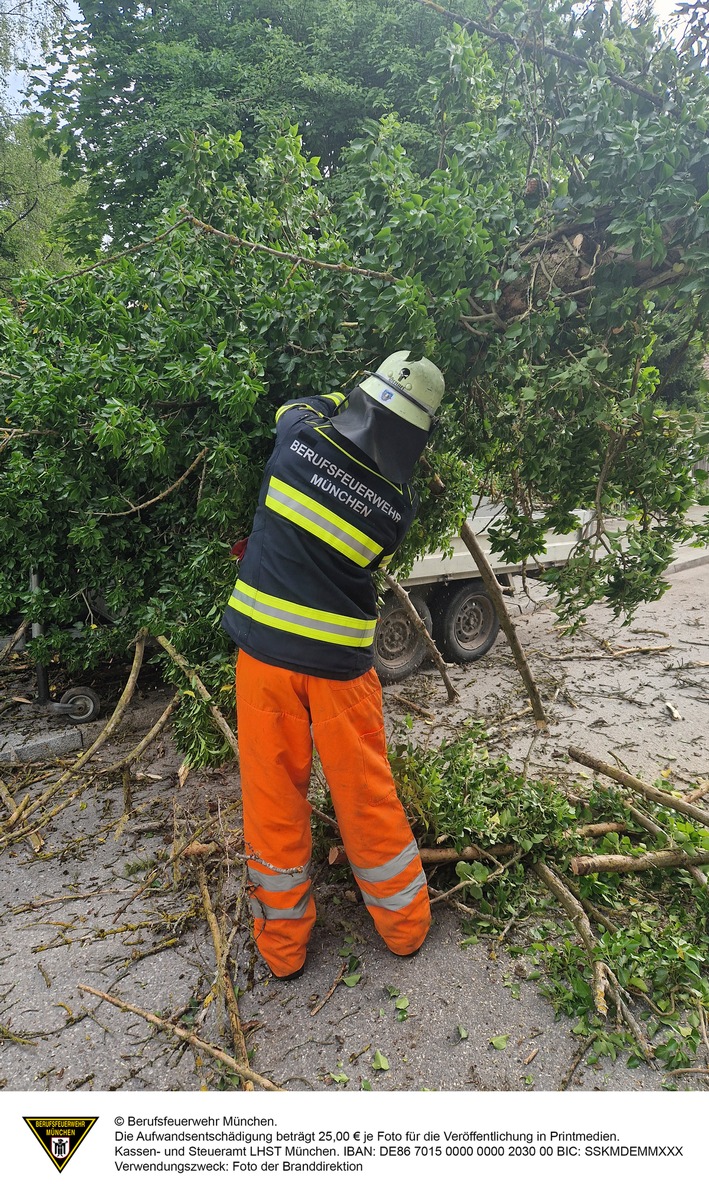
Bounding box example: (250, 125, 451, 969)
(2, 2, 709, 764)
(2, 666, 709, 1080)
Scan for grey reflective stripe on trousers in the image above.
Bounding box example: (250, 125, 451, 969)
(248, 862, 311, 892)
(249, 886, 313, 921)
(350, 839, 419, 885)
(358, 870, 427, 912)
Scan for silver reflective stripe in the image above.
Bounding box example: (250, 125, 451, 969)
(266, 477, 382, 567)
(350, 839, 418, 885)
(228, 581, 376, 647)
(359, 870, 427, 912)
(248, 863, 311, 892)
(249, 887, 313, 921)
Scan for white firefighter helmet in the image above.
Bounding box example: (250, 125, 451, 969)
(359, 351, 445, 431)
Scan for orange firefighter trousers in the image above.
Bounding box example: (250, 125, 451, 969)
(236, 650, 430, 977)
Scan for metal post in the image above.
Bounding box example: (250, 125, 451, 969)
(29, 566, 50, 705)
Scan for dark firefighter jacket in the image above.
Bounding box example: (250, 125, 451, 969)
(221, 393, 417, 679)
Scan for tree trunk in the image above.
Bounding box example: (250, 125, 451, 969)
(571, 848, 709, 877)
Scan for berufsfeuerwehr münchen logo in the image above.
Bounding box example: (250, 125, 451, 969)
(23, 1116, 98, 1172)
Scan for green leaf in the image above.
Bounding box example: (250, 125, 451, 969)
(490, 1034, 510, 1050)
(371, 1051, 390, 1071)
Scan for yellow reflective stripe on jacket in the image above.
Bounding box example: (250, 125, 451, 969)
(228, 581, 377, 647)
(275, 393, 345, 423)
(275, 401, 322, 423)
(265, 475, 383, 567)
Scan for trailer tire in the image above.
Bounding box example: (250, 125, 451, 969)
(431, 581, 499, 664)
(374, 593, 433, 684)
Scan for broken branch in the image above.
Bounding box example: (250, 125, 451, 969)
(3, 632, 147, 833)
(533, 861, 608, 1017)
(424, 466, 546, 725)
(93, 448, 208, 517)
(458, 519, 547, 726)
(327, 842, 517, 867)
(154, 635, 239, 761)
(571, 848, 709, 877)
(196, 863, 253, 1092)
(384, 572, 459, 703)
(0, 619, 29, 666)
(569, 746, 709, 829)
(77, 984, 281, 1090)
(96, 692, 180, 776)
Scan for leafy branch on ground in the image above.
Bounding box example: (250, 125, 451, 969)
(389, 721, 709, 1078)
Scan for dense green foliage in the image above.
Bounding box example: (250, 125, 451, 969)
(2, 0, 709, 761)
(30, 0, 457, 251)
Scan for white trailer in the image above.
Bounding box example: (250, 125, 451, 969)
(373, 503, 595, 682)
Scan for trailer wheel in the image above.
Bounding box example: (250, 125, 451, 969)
(431, 581, 499, 664)
(374, 594, 433, 684)
(60, 687, 102, 724)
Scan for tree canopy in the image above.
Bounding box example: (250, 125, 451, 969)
(2, 0, 709, 760)
(30, 0, 457, 250)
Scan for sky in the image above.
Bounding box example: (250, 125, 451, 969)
(651, 0, 682, 21)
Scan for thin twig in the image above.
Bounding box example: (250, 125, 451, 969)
(196, 863, 253, 1092)
(560, 1034, 597, 1091)
(92, 449, 208, 517)
(430, 849, 525, 905)
(183, 211, 400, 283)
(51, 216, 193, 282)
(310, 963, 348, 1017)
(96, 693, 180, 775)
(387, 693, 435, 721)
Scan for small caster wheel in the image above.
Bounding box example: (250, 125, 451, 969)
(60, 686, 101, 724)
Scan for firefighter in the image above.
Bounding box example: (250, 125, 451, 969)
(222, 351, 445, 978)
